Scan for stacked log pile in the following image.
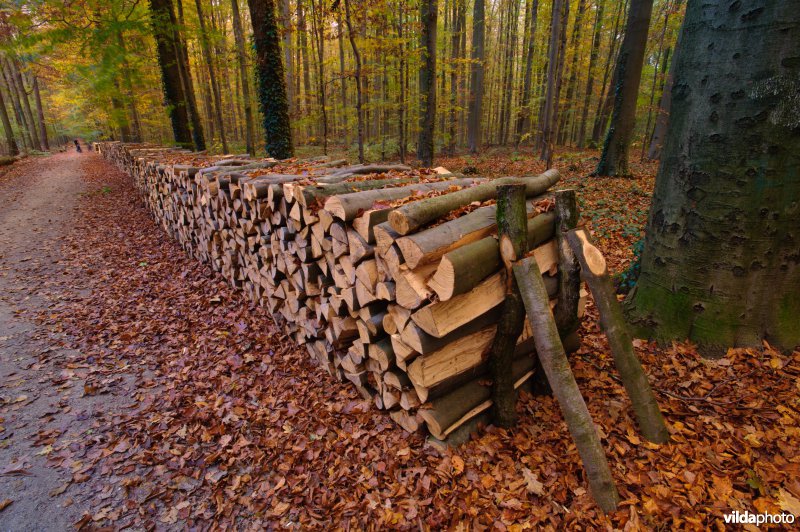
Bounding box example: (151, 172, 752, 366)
(99, 142, 586, 442)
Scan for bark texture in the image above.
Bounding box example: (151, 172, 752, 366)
(466, 0, 485, 153)
(595, 0, 653, 176)
(149, 0, 194, 148)
(627, 0, 800, 353)
(417, 0, 437, 167)
(489, 184, 528, 427)
(514, 256, 620, 512)
(567, 229, 669, 444)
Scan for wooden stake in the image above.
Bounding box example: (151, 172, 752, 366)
(553, 190, 581, 336)
(489, 184, 528, 428)
(513, 255, 620, 512)
(566, 228, 669, 444)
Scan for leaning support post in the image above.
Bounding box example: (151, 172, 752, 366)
(566, 228, 670, 444)
(489, 184, 528, 428)
(513, 256, 620, 512)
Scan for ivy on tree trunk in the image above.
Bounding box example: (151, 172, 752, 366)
(248, 0, 294, 160)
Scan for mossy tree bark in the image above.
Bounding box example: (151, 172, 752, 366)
(490, 184, 528, 427)
(595, 0, 654, 176)
(248, 0, 294, 159)
(626, 0, 800, 354)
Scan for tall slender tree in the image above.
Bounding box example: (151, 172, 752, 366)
(466, 0, 485, 153)
(417, 0, 437, 166)
(149, 0, 194, 148)
(343, 0, 364, 163)
(577, 0, 603, 148)
(194, 0, 228, 152)
(231, 0, 255, 155)
(514, 0, 539, 145)
(0, 79, 18, 155)
(595, 0, 653, 176)
(247, 0, 294, 158)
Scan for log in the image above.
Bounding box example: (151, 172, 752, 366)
(323, 177, 480, 221)
(420, 355, 535, 440)
(489, 184, 528, 428)
(396, 201, 541, 269)
(412, 250, 558, 338)
(427, 212, 555, 300)
(513, 254, 620, 512)
(566, 228, 669, 444)
(406, 326, 497, 390)
(388, 169, 560, 235)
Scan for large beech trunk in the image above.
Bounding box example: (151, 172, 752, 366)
(627, 1, 800, 353)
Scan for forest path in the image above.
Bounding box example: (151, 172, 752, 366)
(0, 152, 135, 530)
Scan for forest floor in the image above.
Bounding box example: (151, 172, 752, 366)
(0, 150, 798, 529)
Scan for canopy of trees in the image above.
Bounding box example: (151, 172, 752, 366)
(1, 0, 684, 161)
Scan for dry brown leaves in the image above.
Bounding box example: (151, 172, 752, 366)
(27, 153, 800, 529)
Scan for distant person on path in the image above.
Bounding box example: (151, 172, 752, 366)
(74, 139, 82, 153)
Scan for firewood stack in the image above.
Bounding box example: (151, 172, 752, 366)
(99, 142, 586, 442)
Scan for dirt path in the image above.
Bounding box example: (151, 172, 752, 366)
(0, 152, 135, 529)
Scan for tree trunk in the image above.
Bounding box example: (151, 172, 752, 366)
(231, 0, 256, 155)
(514, 0, 539, 146)
(448, 0, 463, 154)
(595, 0, 653, 176)
(195, 0, 228, 152)
(646, 35, 679, 159)
(247, 0, 294, 159)
(466, 0, 485, 153)
(309, 0, 328, 154)
(0, 63, 31, 150)
(115, 30, 143, 142)
(297, 0, 313, 125)
(538, 0, 564, 163)
(31, 76, 48, 151)
(7, 58, 41, 151)
(343, 0, 365, 163)
(627, 0, 800, 354)
(557, 0, 586, 147)
(149, 0, 194, 148)
(397, 1, 407, 163)
(489, 184, 528, 427)
(417, 0, 437, 167)
(591, 0, 626, 145)
(0, 80, 18, 155)
(336, 8, 349, 142)
(175, 0, 206, 150)
(279, 0, 294, 119)
(577, 0, 604, 148)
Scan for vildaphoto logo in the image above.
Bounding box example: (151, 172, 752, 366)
(723, 510, 796, 525)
